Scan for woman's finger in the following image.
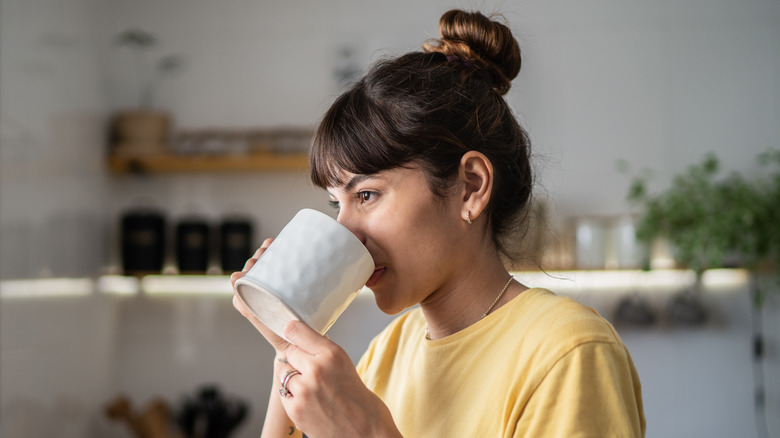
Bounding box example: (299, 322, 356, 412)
(230, 257, 255, 288)
(233, 294, 290, 352)
(229, 270, 245, 287)
(283, 321, 351, 380)
(259, 237, 274, 251)
(244, 238, 275, 271)
(232, 294, 251, 317)
(230, 237, 274, 287)
(277, 365, 305, 400)
(284, 321, 330, 354)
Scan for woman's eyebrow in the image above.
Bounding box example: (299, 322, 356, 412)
(343, 174, 379, 192)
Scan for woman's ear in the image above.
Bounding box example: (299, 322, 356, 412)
(458, 151, 493, 223)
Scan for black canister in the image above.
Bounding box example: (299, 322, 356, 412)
(220, 219, 253, 273)
(121, 209, 166, 275)
(176, 219, 211, 274)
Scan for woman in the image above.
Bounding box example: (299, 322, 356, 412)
(232, 9, 645, 438)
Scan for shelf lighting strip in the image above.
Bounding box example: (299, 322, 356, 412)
(0, 278, 94, 298)
(1, 269, 750, 299)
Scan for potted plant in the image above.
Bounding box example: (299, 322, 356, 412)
(624, 151, 780, 320)
(748, 149, 780, 270)
(745, 149, 780, 307)
(111, 28, 184, 156)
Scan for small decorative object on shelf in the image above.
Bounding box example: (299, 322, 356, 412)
(108, 127, 313, 174)
(112, 110, 172, 157)
(110, 28, 185, 158)
(249, 127, 314, 154)
(172, 130, 252, 156)
(107, 151, 309, 174)
(168, 127, 314, 156)
(572, 216, 607, 270)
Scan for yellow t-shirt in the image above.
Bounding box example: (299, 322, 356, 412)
(356, 288, 646, 437)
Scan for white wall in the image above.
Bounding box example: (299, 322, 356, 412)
(0, 293, 124, 437)
(0, 0, 110, 279)
(97, 0, 780, 221)
(514, 0, 780, 219)
(0, 0, 114, 435)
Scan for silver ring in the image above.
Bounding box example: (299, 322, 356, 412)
(279, 369, 301, 398)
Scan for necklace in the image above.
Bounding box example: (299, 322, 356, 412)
(482, 275, 515, 318)
(425, 275, 514, 340)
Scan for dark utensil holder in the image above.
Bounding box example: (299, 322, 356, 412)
(220, 219, 253, 273)
(121, 210, 166, 275)
(176, 220, 211, 274)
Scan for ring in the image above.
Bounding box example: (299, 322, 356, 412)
(279, 369, 301, 398)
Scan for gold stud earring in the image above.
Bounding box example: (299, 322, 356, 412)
(466, 211, 473, 225)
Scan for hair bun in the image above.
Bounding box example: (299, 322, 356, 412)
(423, 9, 521, 94)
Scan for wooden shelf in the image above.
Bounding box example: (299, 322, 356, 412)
(107, 152, 309, 174)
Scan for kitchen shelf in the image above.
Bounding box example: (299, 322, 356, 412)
(0, 269, 751, 298)
(107, 152, 309, 174)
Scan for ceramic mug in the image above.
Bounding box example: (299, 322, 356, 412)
(234, 208, 375, 342)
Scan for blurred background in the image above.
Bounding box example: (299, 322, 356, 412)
(1, 0, 778, 437)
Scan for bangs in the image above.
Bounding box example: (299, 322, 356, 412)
(309, 83, 415, 188)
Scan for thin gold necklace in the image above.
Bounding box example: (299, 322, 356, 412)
(425, 275, 514, 340)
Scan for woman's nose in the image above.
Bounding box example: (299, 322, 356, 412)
(337, 210, 367, 245)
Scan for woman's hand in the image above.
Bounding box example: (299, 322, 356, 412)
(232, 239, 400, 437)
(230, 238, 291, 353)
(276, 321, 402, 438)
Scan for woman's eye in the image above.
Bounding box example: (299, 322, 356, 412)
(358, 191, 375, 203)
(328, 199, 340, 210)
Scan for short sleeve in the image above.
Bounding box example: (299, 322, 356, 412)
(514, 340, 646, 437)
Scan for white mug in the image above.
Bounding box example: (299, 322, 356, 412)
(234, 208, 375, 342)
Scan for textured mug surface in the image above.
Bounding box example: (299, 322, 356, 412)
(235, 208, 374, 342)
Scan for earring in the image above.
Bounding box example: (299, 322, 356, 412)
(466, 211, 473, 225)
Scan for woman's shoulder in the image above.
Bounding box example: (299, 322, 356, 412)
(502, 287, 624, 349)
(496, 288, 622, 349)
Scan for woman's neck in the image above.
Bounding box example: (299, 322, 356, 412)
(419, 250, 525, 340)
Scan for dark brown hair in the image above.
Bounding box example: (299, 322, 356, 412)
(310, 9, 533, 260)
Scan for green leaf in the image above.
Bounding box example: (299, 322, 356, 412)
(623, 150, 780, 272)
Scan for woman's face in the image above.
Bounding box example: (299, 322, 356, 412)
(327, 165, 464, 315)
